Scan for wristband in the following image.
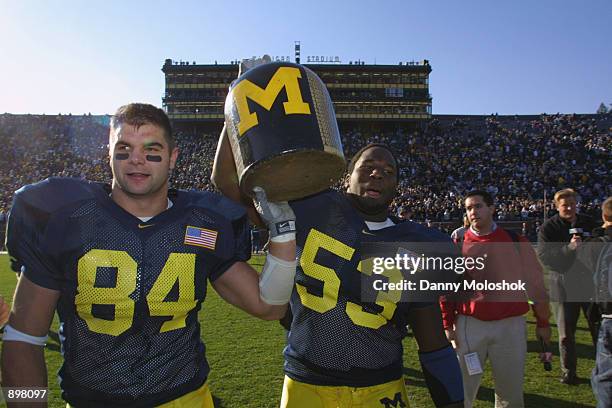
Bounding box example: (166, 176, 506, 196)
(3, 324, 48, 346)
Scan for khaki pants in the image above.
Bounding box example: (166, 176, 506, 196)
(455, 315, 527, 408)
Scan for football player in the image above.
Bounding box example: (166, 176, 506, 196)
(1, 103, 297, 407)
(213, 139, 464, 407)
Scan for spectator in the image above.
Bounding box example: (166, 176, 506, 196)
(450, 215, 470, 244)
(441, 190, 551, 407)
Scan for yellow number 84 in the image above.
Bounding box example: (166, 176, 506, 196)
(75, 249, 197, 336)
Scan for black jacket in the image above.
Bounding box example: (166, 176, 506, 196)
(537, 213, 598, 274)
(537, 213, 598, 301)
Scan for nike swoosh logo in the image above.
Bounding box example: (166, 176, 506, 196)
(138, 224, 155, 229)
(361, 229, 377, 236)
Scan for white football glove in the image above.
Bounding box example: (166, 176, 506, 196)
(253, 186, 296, 243)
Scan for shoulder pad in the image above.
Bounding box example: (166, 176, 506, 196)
(181, 190, 247, 222)
(290, 188, 339, 208)
(392, 220, 452, 243)
(13, 177, 101, 214)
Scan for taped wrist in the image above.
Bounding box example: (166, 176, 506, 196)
(270, 231, 296, 243)
(259, 254, 297, 305)
(419, 344, 464, 407)
(3, 324, 48, 346)
(269, 220, 296, 242)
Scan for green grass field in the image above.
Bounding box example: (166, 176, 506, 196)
(0, 253, 598, 407)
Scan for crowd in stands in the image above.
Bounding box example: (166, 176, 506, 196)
(0, 114, 110, 215)
(341, 113, 610, 223)
(0, 112, 610, 244)
(0, 114, 220, 216)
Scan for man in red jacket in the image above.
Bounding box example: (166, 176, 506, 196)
(441, 190, 551, 407)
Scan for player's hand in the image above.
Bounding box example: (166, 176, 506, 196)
(238, 55, 272, 76)
(568, 234, 582, 251)
(0, 296, 10, 326)
(253, 186, 296, 243)
(536, 326, 552, 344)
(445, 328, 458, 349)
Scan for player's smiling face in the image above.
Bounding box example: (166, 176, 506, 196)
(346, 146, 397, 219)
(109, 123, 178, 198)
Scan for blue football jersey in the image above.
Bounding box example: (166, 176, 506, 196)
(284, 190, 455, 387)
(6, 177, 250, 407)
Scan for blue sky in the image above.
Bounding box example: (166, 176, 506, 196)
(1, 0, 610, 115)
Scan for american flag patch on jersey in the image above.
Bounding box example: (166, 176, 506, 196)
(184, 226, 217, 250)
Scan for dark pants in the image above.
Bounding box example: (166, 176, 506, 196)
(592, 318, 612, 408)
(0, 220, 6, 251)
(554, 301, 599, 375)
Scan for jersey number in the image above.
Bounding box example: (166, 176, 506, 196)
(296, 230, 402, 329)
(75, 249, 197, 336)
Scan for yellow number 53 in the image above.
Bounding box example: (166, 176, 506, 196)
(297, 230, 402, 329)
(75, 249, 197, 336)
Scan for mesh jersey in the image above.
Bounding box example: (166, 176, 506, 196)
(284, 190, 455, 387)
(6, 177, 250, 407)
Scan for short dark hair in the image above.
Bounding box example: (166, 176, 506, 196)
(347, 143, 400, 180)
(465, 190, 494, 206)
(110, 103, 174, 150)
